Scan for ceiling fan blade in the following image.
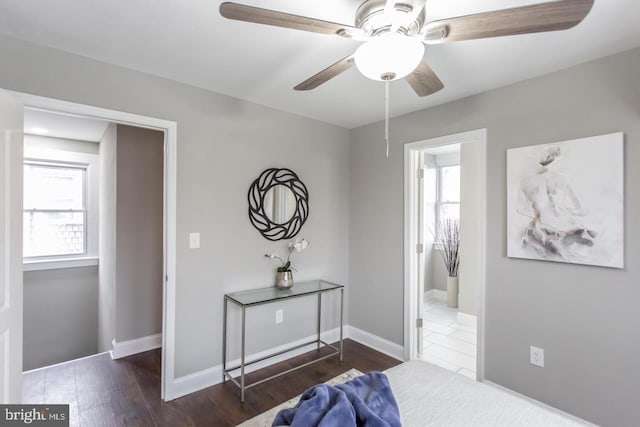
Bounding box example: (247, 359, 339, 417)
(294, 55, 355, 91)
(406, 60, 444, 97)
(220, 2, 363, 39)
(423, 0, 594, 43)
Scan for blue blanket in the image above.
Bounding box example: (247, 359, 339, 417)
(272, 372, 401, 427)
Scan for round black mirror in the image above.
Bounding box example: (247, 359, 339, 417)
(248, 168, 309, 241)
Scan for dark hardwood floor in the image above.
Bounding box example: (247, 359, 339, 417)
(22, 339, 401, 426)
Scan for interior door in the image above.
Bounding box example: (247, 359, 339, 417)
(0, 89, 23, 403)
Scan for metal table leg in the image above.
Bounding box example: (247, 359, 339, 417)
(340, 288, 344, 362)
(222, 297, 228, 382)
(241, 305, 246, 402)
(317, 293, 322, 349)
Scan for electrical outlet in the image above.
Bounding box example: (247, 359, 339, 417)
(275, 309, 283, 324)
(530, 346, 544, 367)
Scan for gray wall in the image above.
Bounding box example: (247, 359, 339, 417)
(114, 124, 163, 342)
(458, 141, 483, 316)
(350, 48, 640, 425)
(98, 123, 117, 352)
(23, 267, 98, 371)
(5, 29, 637, 426)
(430, 250, 448, 293)
(0, 34, 351, 378)
(422, 155, 438, 292)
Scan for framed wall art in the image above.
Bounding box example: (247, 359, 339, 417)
(506, 132, 624, 268)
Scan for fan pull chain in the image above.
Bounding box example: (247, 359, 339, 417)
(385, 79, 390, 158)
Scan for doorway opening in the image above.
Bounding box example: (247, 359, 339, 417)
(13, 92, 178, 401)
(22, 108, 165, 374)
(404, 129, 487, 380)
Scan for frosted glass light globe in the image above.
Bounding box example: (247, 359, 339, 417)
(354, 32, 425, 81)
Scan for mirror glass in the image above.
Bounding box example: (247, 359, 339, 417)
(264, 185, 296, 224)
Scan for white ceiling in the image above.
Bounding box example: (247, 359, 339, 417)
(424, 143, 460, 156)
(24, 109, 109, 142)
(1, 0, 639, 129)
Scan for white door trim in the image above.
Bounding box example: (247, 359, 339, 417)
(9, 92, 178, 400)
(0, 90, 24, 402)
(403, 129, 487, 380)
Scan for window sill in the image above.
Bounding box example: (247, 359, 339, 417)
(23, 257, 99, 272)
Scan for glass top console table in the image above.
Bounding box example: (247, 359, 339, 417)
(223, 280, 344, 402)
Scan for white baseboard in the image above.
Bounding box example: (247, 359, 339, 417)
(483, 380, 597, 426)
(171, 364, 220, 401)
(110, 333, 162, 360)
(425, 289, 447, 301)
(23, 351, 111, 373)
(457, 312, 477, 328)
(347, 326, 404, 361)
(169, 325, 405, 400)
(171, 328, 343, 400)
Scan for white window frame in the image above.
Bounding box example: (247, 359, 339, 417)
(435, 153, 460, 240)
(23, 159, 88, 259)
(23, 137, 99, 271)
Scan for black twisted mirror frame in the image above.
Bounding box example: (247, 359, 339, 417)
(248, 168, 309, 241)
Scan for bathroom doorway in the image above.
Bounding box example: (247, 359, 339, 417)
(404, 129, 487, 380)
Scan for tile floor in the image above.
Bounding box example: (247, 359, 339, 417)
(420, 294, 477, 380)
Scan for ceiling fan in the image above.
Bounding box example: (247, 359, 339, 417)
(220, 0, 594, 97)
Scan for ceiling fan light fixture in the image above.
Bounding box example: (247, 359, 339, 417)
(354, 32, 424, 81)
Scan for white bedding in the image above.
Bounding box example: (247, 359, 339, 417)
(386, 360, 589, 426)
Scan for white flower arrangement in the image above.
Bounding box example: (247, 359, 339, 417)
(264, 237, 309, 272)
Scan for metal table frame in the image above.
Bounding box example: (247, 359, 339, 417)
(222, 280, 344, 402)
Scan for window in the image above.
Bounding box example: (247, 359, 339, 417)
(23, 161, 87, 258)
(436, 164, 460, 228)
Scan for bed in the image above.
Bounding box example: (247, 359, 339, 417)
(385, 360, 588, 426)
(240, 360, 590, 426)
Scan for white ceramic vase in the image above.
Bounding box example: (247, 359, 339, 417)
(446, 276, 459, 308)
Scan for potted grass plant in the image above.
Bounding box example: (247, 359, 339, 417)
(436, 218, 460, 308)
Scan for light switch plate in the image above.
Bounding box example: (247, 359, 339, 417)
(189, 233, 200, 249)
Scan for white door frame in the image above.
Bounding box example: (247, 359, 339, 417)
(9, 92, 178, 400)
(403, 128, 487, 380)
(0, 90, 24, 403)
